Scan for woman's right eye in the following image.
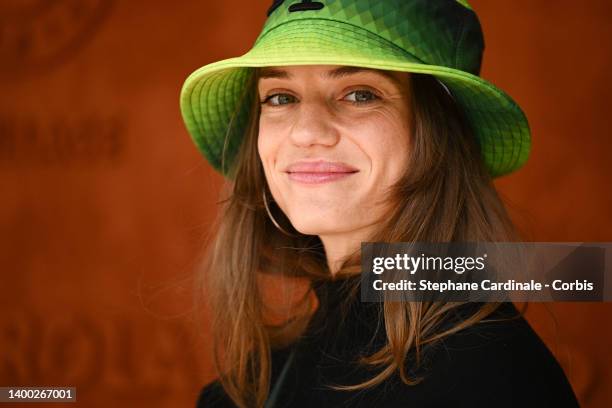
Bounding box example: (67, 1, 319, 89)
(262, 93, 297, 106)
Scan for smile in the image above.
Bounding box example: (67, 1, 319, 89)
(284, 160, 359, 185)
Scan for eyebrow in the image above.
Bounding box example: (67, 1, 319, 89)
(258, 66, 404, 88)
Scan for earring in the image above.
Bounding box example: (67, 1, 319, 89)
(262, 189, 298, 237)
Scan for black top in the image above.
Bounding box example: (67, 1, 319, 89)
(197, 276, 580, 407)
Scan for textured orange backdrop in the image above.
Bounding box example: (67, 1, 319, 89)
(1, 1, 611, 407)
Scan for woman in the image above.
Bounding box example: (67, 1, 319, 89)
(180, 1, 580, 407)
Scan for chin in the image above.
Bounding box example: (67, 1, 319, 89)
(287, 214, 346, 236)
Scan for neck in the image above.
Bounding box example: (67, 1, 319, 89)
(319, 224, 378, 277)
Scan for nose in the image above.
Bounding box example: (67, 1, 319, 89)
(288, 99, 340, 148)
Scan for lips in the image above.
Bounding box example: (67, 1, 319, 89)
(284, 160, 358, 184)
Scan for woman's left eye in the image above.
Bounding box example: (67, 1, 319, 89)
(344, 89, 380, 104)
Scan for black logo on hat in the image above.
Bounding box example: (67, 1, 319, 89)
(267, 0, 325, 17)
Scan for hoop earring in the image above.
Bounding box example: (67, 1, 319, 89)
(262, 189, 297, 237)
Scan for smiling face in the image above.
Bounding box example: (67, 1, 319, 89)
(257, 65, 412, 238)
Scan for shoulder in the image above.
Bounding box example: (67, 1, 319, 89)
(196, 380, 236, 408)
(392, 302, 580, 407)
(196, 346, 295, 408)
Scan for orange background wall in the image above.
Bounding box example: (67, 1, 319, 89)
(1, 1, 611, 407)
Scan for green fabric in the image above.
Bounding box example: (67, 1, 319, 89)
(456, 0, 473, 10)
(180, 0, 530, 178)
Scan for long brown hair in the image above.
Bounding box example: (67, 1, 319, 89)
(195, 68, 521, 408)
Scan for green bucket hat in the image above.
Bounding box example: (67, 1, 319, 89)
(179, 0, 530, 178)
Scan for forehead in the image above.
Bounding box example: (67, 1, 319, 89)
(257, 65, 407, 88)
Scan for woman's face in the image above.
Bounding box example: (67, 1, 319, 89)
(257, 65, 412, 237)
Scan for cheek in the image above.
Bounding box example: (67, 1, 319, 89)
(257, 120, 279, 175)
(257, 120, 289, 206)
(350, 110, 411, 181)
